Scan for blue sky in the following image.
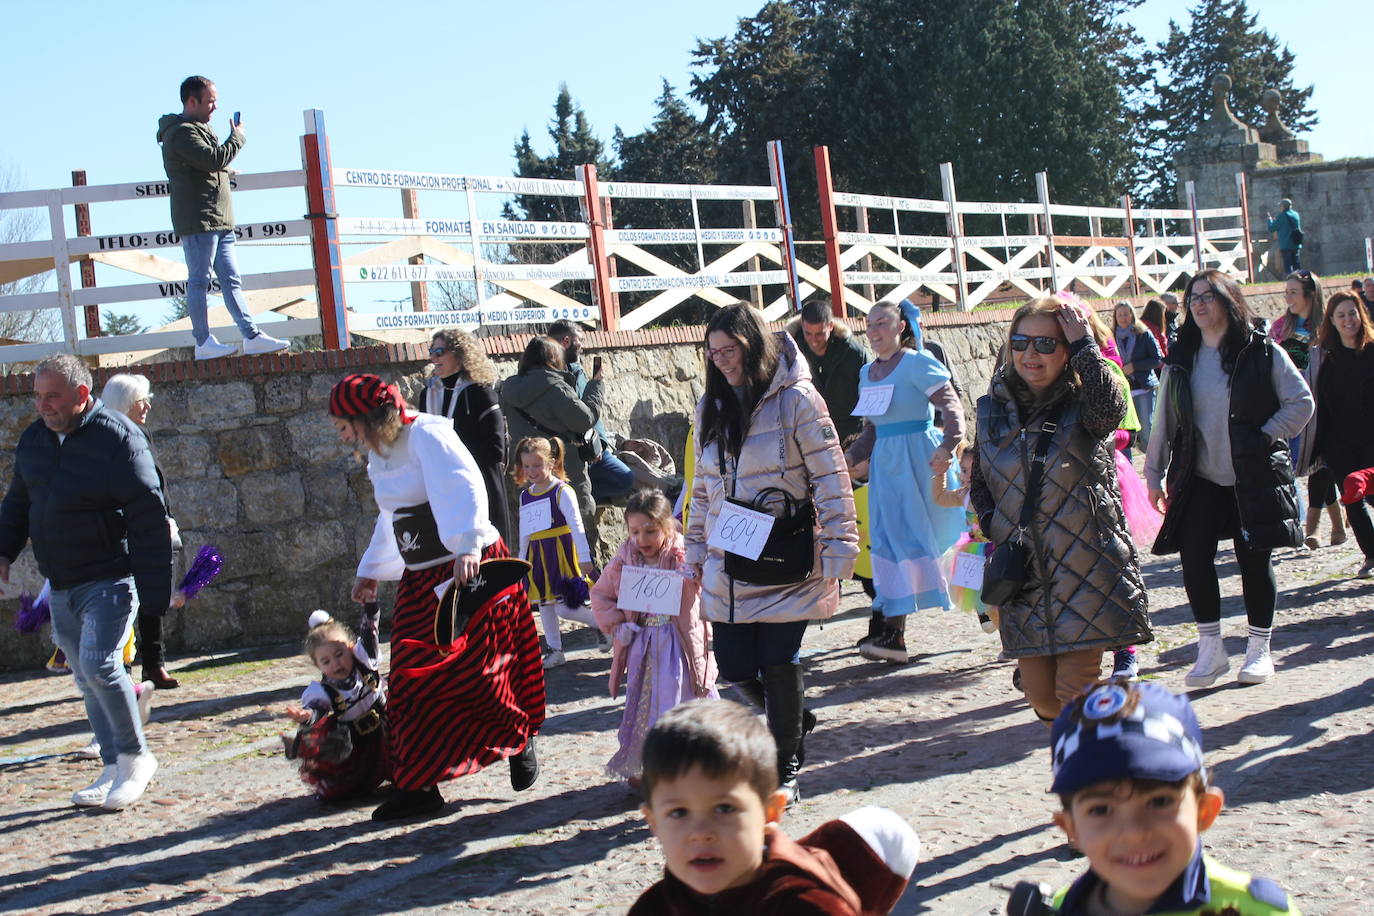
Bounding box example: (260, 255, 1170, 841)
(1, 0, 1366, 318)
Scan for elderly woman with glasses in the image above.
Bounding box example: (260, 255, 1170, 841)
(99, 373, 184, 690)
(419, 329, 512, 546)
(1147, 270, 1313, 688)
(970, 296, 1150, 724)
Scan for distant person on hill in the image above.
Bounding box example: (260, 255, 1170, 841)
(1266, 198, 1304, 275)
(157, 75, 287, 361)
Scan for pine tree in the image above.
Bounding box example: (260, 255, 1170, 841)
(502, 84, 613, 226)
(1138, 0, 1317, 205)
(101, 311, 146, 337)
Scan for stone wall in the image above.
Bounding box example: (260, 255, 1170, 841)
(0, 281, 1309, 672)
(1249, 158, 1374, 278)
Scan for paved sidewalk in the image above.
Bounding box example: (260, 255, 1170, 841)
(3, 537, 1372, 915)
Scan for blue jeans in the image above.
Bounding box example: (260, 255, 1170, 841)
(1281, 248, 1302, 274)
(1131, 389, 1155, 454)
(182, 230, 261, 346)
(712, 620, 809, 683)
(587, 449, 636, 502)
(49, 577, 146, 763)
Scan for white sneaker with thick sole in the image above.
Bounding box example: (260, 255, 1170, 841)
(1236, 637, 1275, 684)
(1184, 635, 1230, 687)
(541, 649, 566, 669)
(72, 764, 118, 807)
(242, 332, 289, 355)
(75, 738, 101, 759)
(136, 680, 154, 725)
(102, 751, 158, 810)
(194, 336, 237, 360)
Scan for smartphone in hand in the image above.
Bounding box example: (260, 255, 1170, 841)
(232, 111, 241, 127)
(593, 355, 604, 376)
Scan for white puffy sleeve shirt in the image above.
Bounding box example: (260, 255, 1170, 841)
(357, 414, 498, 581)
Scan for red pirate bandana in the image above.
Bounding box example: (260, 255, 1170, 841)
(328, 373, 415, 424)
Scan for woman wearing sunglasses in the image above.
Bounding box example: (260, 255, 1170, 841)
(420, 329, 512, 546)
(685, 303, 857, 806)
(970, 296, 1150, 723)
(1147, 270, 1313, 687)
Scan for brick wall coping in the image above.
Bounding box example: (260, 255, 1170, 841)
(0, 278, 1335, 394)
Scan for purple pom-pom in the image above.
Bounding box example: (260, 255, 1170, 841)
(554, 575, 590, 608)
(15, 593, 50, 634)
(178, 544, 224, 600)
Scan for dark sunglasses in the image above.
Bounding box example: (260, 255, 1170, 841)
(1009, 334, 1061, 354)
(428, 346, 449, 357)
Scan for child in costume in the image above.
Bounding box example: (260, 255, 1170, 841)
(1008, 679, 1300, 915)
(282, 611, 390, 803)
(514, 436, 596, 669)
(590, 488, 718, 785)
(933, 438, 998, 634)
(632, 699, 920, 914)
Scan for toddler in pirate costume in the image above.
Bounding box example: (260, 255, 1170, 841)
(283, 611, 390, 802)
(1008, 679, 1299, 915)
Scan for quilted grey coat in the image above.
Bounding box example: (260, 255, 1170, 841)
(685, 332, 858, 624)
(971, 341, 1151, 658)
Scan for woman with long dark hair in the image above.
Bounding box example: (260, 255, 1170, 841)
(333, 374, 544, 820)
(684, 303, 857, 806)
(1147, 270, 1313, 687)
(1313, 292, 1374, 578)
(420, 328, 512, 545)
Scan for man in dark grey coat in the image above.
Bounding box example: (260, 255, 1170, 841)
(0, 355, 172, 810)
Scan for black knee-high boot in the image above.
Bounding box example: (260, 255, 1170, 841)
(762, 664, 806, 805)
(731, 676, 817, 761)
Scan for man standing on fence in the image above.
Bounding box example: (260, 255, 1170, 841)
(157, 75, 288, 360)
(0, 355, 172, 810)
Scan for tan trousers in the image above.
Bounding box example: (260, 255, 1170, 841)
(1017, 649, 1104, 722)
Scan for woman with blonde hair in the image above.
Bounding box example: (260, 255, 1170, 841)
(971, 295, 1149, 722)
(420, 328, 511, 545)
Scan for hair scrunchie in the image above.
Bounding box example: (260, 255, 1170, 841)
(328, 373, 415, 424)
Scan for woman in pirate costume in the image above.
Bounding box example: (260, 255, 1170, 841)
(330, 373, 545, 821)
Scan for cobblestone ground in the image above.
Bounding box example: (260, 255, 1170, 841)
(3, 534, 1372, 915)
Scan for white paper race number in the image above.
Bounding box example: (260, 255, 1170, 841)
(618, 567, 684, 615)
(519, 499, 553, 535)
(852, 384, 895, 416)
(951, 552, 984, 590)
(707, 502, 776, 561)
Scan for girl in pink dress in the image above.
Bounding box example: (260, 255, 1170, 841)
(590, 489, 717, 785)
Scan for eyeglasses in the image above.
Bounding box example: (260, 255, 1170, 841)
(428, 346, 449, 357)
(1189, 291, 1219, 306)
(1009, 334, 1061, 354)
(706, 344, 740, 360)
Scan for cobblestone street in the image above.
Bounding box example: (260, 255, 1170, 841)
(3, 536, 1372, 915)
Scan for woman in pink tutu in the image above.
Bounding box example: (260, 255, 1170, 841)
(591, 488, 717, 786)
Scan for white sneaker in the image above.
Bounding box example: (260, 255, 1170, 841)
(136, 680, 154, 725)
(102, 751, 158, 810)
(1236, 636, 1275, 684)
(194, 336, 237, 360)
(1357, 561, 1374, 580)
(72, 764, 118, 807)
(75, 738, 101, 759)
(1184, 635, 1230, 687)
(541, 649, 566, 669)
(242, 332, 288, 355)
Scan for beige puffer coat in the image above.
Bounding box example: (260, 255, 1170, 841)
(685, 333, 858, 624)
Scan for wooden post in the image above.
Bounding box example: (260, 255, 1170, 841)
(601, 193, 621, 318)
(1036, 171, 1059, 292)
(46, 189, 79, 352)
(812, 145, 846, 319)
(1122, 194, 1141, 297)
(940, 162, 968, 312)
(768, 141, 802, 314)
(1186, 180, 1204, 275)
(401, 189, 429, 312)
(742, 200, 764, 309)
(1236, 171, 1256, 284)
(70, 171, 101, 338)
(578, 164, 617, 332)
(301, 109, 349, 349)
(858, 206, 875, 306)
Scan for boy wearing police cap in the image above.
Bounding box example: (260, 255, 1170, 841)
(1010, 679, 1299, 915)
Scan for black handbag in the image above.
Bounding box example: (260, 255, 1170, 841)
(512, 404, 599, 462)
(718, 444, 816, 586)
(980, 403, 1064, 606)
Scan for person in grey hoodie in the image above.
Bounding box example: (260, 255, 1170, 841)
(157, 75, 287, 360)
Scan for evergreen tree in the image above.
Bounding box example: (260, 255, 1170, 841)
(502, 84, 613, 226)
(101, 311, 146, 336)
(613, 81, 719, 230)
(1139, 0, 1317, 205)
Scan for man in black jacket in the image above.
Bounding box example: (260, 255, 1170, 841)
(0, 355, 172, 811)
(790, 299, 870, 441)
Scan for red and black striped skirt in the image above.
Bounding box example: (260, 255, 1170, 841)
(386, 538, 546, 790)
